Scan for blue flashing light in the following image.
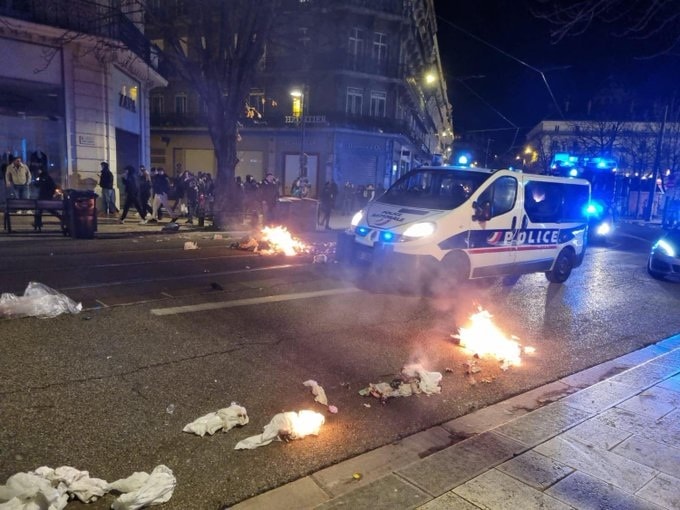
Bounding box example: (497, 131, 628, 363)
(584, 201, 604, 217)
(457, 155, 469, 165)
(380, 231, 395, 243)
(569, 169, 579, 177)
(356, 226, 370, 237)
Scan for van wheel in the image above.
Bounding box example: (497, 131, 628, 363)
(545, 248, 574, 283)
(441, 251, 470, 287)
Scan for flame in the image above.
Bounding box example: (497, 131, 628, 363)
(290, 410, 325, 437)
(454, 308, 526, 368)
(261, 226, 307, 256)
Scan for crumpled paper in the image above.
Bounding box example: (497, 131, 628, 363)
(0, 282, 82, 319)
(108, 465, 176, 510)
(359, 363, 442, 401)
(234, 411, 325, 450)
(303, 380, 328, 406)
(183, 403, 249, 437)
(183, 241, 198, 250)
(0, 465, 175, 510)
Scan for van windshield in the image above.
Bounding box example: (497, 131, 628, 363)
(379, 168, 492, 210)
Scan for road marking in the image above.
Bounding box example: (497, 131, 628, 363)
(150, 288, 359, 316)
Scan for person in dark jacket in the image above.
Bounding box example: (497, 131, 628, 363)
(139, 166, 153, 217)
(150, 167, 172, 222)
(318, 181, 334, 230)
(33, 167, 57, 230)
(119, 165, 147, 224)
(260, 172, 279, 225)
(98, 162, 117, 214)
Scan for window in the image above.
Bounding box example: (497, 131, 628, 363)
(174, 94, 187, 114)
(348, 27, 363, 57)
(151, 95, 164, 114)
(524, 181, 588, 223)
(477, 176, 517, 217)
(370, 91, 386, 117)
(372, 32, 387, 63)
(346, 87, 363, 115)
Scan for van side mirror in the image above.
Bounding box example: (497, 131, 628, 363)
(472, 200, 492, 222)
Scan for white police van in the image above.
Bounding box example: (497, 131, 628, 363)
(348, 163, 590, 285)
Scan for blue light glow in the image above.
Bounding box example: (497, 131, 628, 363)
(457, 155, 469, 165)
(356, 226, 370, 236)
(380, 231, 395, 242)
(569, 169, 579, 177)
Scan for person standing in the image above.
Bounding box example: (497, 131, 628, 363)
(33, 167, 57, 231)
(150, 167, 172, 222)
(119, 165, 147, 224)
(318, 181, 334, 230)
(260, 172, 279, 224)
(5, 156, 32, 199)
(98, 162, 117, 215)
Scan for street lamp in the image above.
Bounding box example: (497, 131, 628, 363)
(290, 88, 306, 177)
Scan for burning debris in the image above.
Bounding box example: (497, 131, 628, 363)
(359, 363, 442, 402)
(451, 307, 535, 373)
(0, 465, 175, 510)
(234, 410, 325, 450)
(183, 403, 249, 437)
(230, 226, 308, 256)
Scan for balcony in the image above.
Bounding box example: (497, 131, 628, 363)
(264, 50, 401, 79)
(0, 0, 157, 70)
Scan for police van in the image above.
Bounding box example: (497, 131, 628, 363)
(347, 163, 590, 285)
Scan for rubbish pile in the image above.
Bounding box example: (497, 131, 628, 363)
(359, 363, 442, 403)
(0, 282, 82, 319)
(0, 464, 176, 510)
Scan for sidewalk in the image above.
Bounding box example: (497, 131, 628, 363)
(233, 334, 680, 510)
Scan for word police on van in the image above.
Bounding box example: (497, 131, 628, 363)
(345, 163, 591, 285)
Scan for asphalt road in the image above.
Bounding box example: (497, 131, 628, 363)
(1, 223, 679, 509)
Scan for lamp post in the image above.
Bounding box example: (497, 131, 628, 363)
(290, 88, 306, 178)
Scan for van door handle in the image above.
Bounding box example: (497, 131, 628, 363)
(521, 215, 528, 229)
(510, 216, 517, 232)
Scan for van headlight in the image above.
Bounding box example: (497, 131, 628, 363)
(350, 210, 363, 227)
(595, 222, 611, 236)
(403, 222, 436, 239)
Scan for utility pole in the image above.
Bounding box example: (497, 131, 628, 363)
(644, 105, 668, 221)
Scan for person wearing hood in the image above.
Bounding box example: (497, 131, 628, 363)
(119, 165, 147, 224)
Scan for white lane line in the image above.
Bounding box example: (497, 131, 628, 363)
(150, 288, 359, 316)
(95, 299, 109, 307)
(160, 292, 174, 298)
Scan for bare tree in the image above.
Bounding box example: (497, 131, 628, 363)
(570, 120, 625, 155)
(532, 0, 680, 56)
(143, 0, 279, 226)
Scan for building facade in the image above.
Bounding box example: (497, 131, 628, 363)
(0, 0, 166, 204)
(149, 0, 452, 198)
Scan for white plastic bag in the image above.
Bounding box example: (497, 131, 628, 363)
(0, 282, 82, 319)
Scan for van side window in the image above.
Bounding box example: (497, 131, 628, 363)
(525, 181, 563, 222)
(477, 176, 517, 218)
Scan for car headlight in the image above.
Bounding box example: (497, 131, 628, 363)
(402, 222, 436, 238)
(350, 210, 363, 227)
(595, 222, 611, 236)
(654, 239, 676, 257)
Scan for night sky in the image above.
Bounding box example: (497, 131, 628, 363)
(434, 0, 676, 157)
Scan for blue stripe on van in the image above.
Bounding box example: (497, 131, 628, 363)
(438, 225, 587, 252)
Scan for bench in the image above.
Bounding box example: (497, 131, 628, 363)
(3, 198, 66, 234)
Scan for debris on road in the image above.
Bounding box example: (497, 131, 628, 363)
(108, 465, 176, 510)
(303, 379, 329, 406)
(234, 410, 324, 450)
(0, 282, 82, 319)
(359, 363, 442, 402)
(183, 241, 198, 250)
(0, 464, 175, 510)
(161, 222, 180, 232)
(183, 403, 249, 437)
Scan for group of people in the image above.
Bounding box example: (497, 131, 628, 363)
(236, 172, 280, 225)
(100, 163, 215, 225)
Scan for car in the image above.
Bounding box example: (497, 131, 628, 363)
(648, 229, 680, 281)
(584, 200, 614, 244)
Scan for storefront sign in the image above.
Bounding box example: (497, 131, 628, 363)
(78, 135, 96, 147)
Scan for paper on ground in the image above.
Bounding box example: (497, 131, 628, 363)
(109, 465, 176, 510)
(303, 380, 328, 406)
(183, 403, 249, 437)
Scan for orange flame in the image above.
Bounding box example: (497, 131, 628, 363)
(261, 226, 307, 256)
(290, 410, 325, 437)
(453, 308, 532, 369)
